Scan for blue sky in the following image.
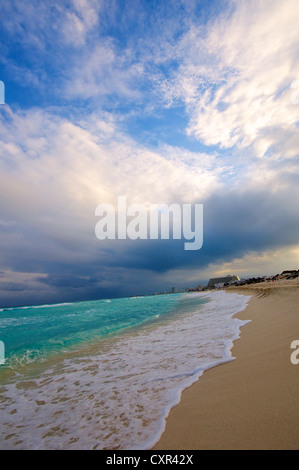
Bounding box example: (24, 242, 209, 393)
(0, 0, 299, 306)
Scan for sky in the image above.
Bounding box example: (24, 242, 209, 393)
(0, 0, 299, 307)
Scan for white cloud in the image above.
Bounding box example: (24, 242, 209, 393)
(161, 0, 299, 160)
(62, 0, 102, 45)
(202, 244, 299, 280)
(0, 107, 219, 242)
(63, 40, 145, 100)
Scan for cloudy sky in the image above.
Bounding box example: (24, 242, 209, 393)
(0, 0, 299, 306)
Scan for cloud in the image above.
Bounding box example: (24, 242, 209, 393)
(0, 107, 219, 215)
(64, 42, 144, 101)
(0, 106, 220, 305)
(0, 0, 107, 101)
(160, 0, 299, 160)
(1, 105, 298, 307)
(0, 0, 298, 306)
(203, 245, 299, 280)
(61, 0, 102, 46)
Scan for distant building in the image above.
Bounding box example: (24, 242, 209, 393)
(207, 275, 240, 289)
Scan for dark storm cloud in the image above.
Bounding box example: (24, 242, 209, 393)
(2, 182, 298, 306)
(94, 185, 299, 273)
(0, 0, 299, 309)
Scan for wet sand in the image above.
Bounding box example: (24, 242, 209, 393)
(154, 280, 299, 449)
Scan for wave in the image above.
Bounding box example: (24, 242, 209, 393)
(31, 302, 75, 309)
(0, 290, 251, 450)
(1, 302, 76, 312)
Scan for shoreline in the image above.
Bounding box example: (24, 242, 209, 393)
(153, 280, 299, 450)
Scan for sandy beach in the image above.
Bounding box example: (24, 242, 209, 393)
(154, 279, 299, 450)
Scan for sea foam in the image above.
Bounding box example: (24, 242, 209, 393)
(0, 290, 251, 450)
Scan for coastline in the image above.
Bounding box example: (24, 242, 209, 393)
(153, 279, 299, 450)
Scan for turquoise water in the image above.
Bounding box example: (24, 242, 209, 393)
(0, 291, 251, 450)
(0, 294, 206, 369)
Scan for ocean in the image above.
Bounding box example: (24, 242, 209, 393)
(0, 290, 251, 450)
